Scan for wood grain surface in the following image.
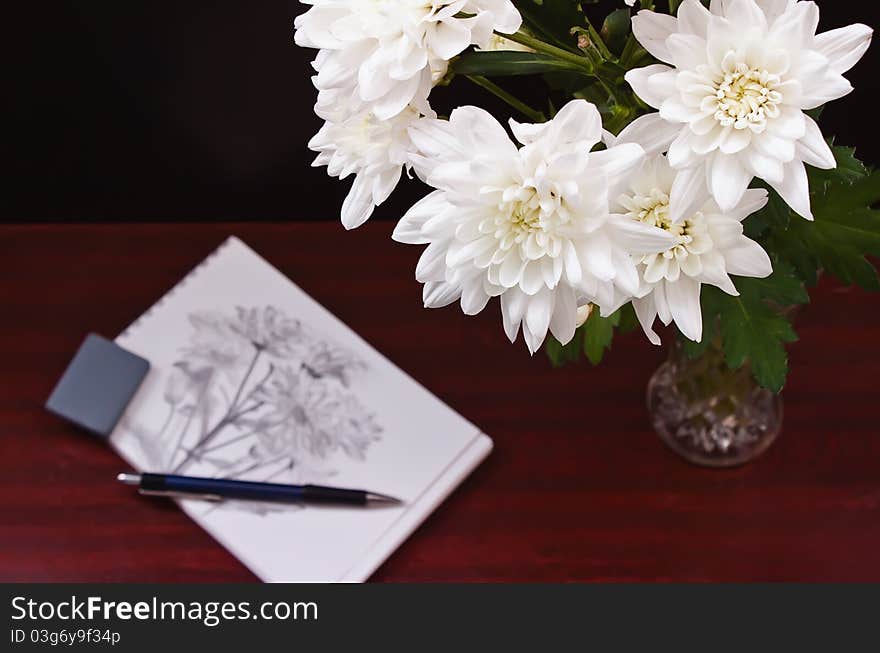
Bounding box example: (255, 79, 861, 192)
(1, 222, 878, 582)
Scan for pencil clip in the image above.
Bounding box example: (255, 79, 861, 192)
(138, 489, 224, 502)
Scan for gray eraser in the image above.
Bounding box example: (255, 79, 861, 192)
(46, 333, 150, 438)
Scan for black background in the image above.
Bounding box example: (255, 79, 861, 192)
(7, 1, 879, 222)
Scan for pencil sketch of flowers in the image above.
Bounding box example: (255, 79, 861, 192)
(128, 305, 381, 508)
(251, 366, 380, 461)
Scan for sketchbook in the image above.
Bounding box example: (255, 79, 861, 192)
(109, 236, 492, 582)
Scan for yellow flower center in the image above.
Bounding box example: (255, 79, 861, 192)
(620, 189, 714, 281)
(711, 63, 783, 133)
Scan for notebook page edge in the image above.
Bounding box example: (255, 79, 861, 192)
(338, 432, 494, 583)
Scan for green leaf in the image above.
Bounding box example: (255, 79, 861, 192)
(694, 261, 809, 392)
(743, 185, 790, 239)
(543, 307, 627, 367)
(698, 284, 797, 393)
(768, 166, 880, 291)
(809, 143, 868, 190)
(582, 309, 621, 365)
(681, 330, 713, 360)
(718, 296, 798, 393)
(596, 60, 627, 85)
(806, 105, 825, 121)
(746, 258, 811, 307)
(545, 328, 584, 368)
(616, 303, 640, 334)
(453, 51, 589, 77)
(600, 8, 632, 55)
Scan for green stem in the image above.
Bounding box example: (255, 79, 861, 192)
(585, 22, 614, 61)
(620, 33, 647, 69)
(596, 77, 621, 107)
(502, 31, 595, 73)
(604, 105, 637, 135)
(579, 22, 626, 106)
(465, 75, 546, 122)
(508, 29, 622, 108)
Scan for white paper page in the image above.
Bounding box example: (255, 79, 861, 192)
(109, 237, 489, 582)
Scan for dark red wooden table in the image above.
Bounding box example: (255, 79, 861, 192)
(2, 222, 879, 582)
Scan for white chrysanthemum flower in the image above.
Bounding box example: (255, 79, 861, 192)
(623, 0, 872, 221)
(296, 1, 521, 228)
(610, 154, 773, 344)
(294, 0, 522, 121)
(309, 103, 428, 229)
(392, 100, 675, 354)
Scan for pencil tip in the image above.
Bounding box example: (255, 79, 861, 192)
(365, 492, 404, 506)
(117, 472, 141, 485)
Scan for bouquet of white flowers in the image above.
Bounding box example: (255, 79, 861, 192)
(293, 0, 875, 403)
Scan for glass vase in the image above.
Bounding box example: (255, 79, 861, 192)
(646, 338, 783, 467)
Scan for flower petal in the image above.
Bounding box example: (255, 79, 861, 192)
(667, 129, 700, 169)
(746, 149, 785, 184)
(415, 240, 451, 282)
(460, 278, 491, 315)
(654, 280, 673, 325)
(660, 97, 697, 124)
(408, 118, 466, 163)
(719, 126, 752, 155)
(548, 286, 578, 345)
(423, 281, 461, 308)
(541, 99, 603, 147)
(677, 0, 711, 37)
(523, 289, 553, 354)
(799, 72, 854, 110)
(501, 288, 528, 343)
(752, 0, 795, 24)
(614, 113, 681, 157)
(665, 276, 703, 342)
(632, 10, 678, 64)
(770, 159, 813, 220)
(709, 153, 752, 212)
(429, 19, 473, 60)
(371, 74, 421, 121)
(393, 192, 448, 244)
(498, 251, 527, 287)
(589, 143, 646, 182)
(722, 0, 767, 31)
(449, 106, 518, 157)
(612, 247, 641, 298)
(728, 188, 769, 222)
(611, 217, 676, 254)
(670, 164, 712, 223)
(767, 105, 806, 141)
(796, 115, 835, 170)
(768, 0, 819, 50)
(699, 248, 739, 295)
(633, 295, 663, 346)
(341, 175, 376, 230)
(520, 260, 546, 296)
(625, 64, 676, 109)
(725, 238, 773, 278)
(666, 33, 708, 69)
(814, 23, 873, 75)
(577, 232, 616, 283)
